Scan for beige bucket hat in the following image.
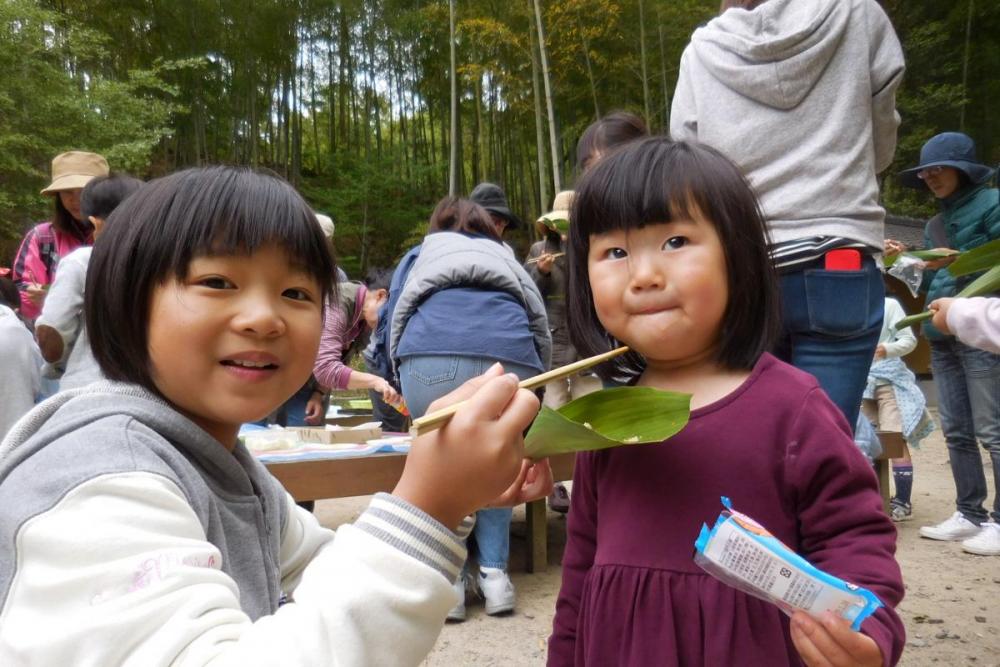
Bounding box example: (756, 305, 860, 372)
(40, 151, 110, 195)
(535, 190, 574, 237)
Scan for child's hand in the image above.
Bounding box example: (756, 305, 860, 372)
(392, 363, 540, 530)
(790, 611, 882, 667)
(304, 392, 325, 425)
(928, 298, 954, 335)
(487, 458, 554, 508)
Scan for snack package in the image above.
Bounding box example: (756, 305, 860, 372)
(694, 498, 882, 631)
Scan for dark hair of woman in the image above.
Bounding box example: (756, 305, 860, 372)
(426, 197, 502, 242)
(575, 111, 649, 172)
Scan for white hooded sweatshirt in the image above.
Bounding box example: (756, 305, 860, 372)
(670, 0, 905, 251)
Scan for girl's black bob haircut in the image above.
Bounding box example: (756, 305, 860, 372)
(86, 165, 336, 392)
(567, 137, 781, 383)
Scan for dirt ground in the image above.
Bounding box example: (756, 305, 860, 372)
(314, 409, 999, 666)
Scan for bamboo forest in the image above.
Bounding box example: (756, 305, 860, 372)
(2, 0, 998, 273)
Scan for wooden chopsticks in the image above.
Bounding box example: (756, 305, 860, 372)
(525, 252, 565, 264)
(409, 346, 629, 436)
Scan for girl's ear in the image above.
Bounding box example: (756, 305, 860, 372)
(375, 288, 389, 304)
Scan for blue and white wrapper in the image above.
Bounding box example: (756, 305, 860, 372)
(694, 497, 882, 631)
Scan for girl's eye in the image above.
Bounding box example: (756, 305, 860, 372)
(198, 276, 234, 289)
(282, 288, 313, 302)
(604, 247, 628, 260)
(664, 236, 688, 250)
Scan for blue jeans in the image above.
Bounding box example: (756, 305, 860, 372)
(930, 339, 1000, 524)
(773, 256, 884, 432)
(254, 383, 313, 427)
(400, 354, 538, 569)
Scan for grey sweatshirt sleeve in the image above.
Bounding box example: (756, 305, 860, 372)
(866, 0, 904, 174)
(669, 49, 699, 142)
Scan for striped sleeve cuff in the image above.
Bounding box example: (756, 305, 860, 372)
(354, 493, 475, 582)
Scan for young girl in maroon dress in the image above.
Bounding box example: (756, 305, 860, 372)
(548, 138, 905, 666)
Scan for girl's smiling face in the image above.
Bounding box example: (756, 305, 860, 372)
(147, 244, 323, 445)
(587, 214, 729, 368)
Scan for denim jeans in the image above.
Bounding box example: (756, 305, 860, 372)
(400, 354, 538, 569)
(253, 383, 313, 427)
(773, 255, 884, 432)
(930, 339, 1000, 524)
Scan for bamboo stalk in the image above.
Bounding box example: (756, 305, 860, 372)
(525, 252, 565, 264)
(409, 346, 629, 436)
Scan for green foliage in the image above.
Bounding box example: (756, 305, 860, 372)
(3, 0, 998, 271)
(0, 0, 182, 240)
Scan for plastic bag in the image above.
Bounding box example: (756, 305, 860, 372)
(694, 498, 883, 631)
(886, 254, 925, 298)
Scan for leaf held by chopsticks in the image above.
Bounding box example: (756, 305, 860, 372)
(948, 238, 1000, 277)
(524, 386, 691, 459)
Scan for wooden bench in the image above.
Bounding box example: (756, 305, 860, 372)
(264, 451, 577, 573)
(873, 431, 907, 514)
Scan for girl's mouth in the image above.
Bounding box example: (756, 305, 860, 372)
(220, 356, 280, 381)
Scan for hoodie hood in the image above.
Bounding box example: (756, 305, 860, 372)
(0, 381, 255, 493)
(689, 0, 848, 109)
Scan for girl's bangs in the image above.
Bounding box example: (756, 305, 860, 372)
(573, 145, 714, 236)
(166, 168, 333, 285)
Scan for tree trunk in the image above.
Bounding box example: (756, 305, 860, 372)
(528, 13, 549, 214)
(638, 0, 651, 125)
(532, 0, 561, 192)
(658, 18, 670, 130)
(448, 0, 459, 197)
(577, 19, 600, 121)
(960, 0, 974, 131)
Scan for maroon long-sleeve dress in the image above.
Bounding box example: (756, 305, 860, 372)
(548, 353, 905, 666)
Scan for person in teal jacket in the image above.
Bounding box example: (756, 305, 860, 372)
(892, 132, 1000, 556)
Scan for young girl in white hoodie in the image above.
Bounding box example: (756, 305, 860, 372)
(0, 166, 550, 666)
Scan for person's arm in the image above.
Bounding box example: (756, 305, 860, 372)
(879, 300, 916, 358)
(866, 0, 904, 173)
(34, 252, 88, 363)
(548, 450, 601, 665)
(669, 49, 698, 142)
(0, 473, 465, 666)
(785, 389, 905, 667)
(935, 297, 1000, 354)
(524, 242, 554, 294)
(10, 227, 47, 318)
(312, 300, 357, 390)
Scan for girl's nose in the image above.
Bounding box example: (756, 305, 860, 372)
(629, 253, 664, 291)
(232, 295, 286, 337)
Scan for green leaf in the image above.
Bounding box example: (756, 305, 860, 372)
(956, 264, 1000, 298)
(524, 386, 691, 459)
(949, 239, 1000, 277)
(893, 265, 1000, 332)
(884, 249, 956, 268)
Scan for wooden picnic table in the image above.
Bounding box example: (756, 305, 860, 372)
(264, 451, 576, 573)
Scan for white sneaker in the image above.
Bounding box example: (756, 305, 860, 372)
(961, 522, 1000, 556)
(919, 512, 981, 541)
(479, 567, 515, 616)
(446, 575, 466, 622)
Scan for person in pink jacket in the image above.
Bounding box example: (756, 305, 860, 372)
(931, 297, 1000, 355)
(11, 151, 109, 322)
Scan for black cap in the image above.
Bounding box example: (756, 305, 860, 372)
(469, 182, 522, 230)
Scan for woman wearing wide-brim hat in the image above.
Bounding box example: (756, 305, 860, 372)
(888, 131, 1000, 556)
(11, 151, 109, 321)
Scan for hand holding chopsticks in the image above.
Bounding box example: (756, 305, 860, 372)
(409, 346, 629, 436)
(525, 252, 565, 265)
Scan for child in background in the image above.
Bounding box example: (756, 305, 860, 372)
(0, 166, 550, 665)
(0, 277, 41, 438)
(34, 174, 143, 391)
(549, 138, 904, 666)
(861, 297, 935, 522)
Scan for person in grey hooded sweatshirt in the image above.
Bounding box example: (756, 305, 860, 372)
(670, 0, 905, 434)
